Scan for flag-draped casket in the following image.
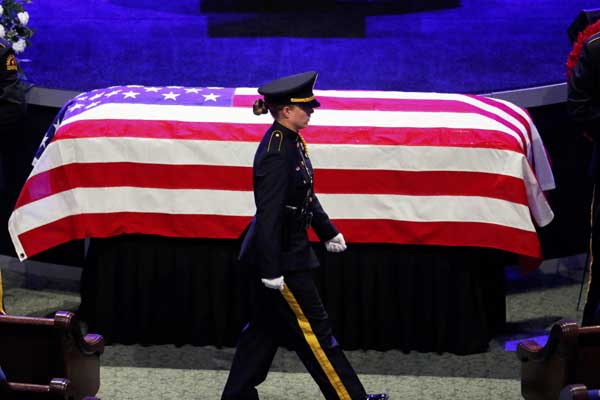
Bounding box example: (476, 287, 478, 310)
(8, 85, 555, 261)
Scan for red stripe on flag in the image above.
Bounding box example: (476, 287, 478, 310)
(315, 169, 528, 205)
(233, 94, 491, 111)
(57, 119, 267, 142)
(15, 163, 528, 207)
(314, 219, 541, 258)
(234, 93, 529, 150)
(16, 163, 253, 208)
(17, 213, 541, 260)
(17, 213, 253, 259)
(233, 93, 502, 114)
(54, 119, 523, 152)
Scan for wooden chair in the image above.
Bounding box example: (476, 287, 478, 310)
(1, 377, 82, 399)
(0, 311, 104, 400)
(518, 320, 600, 400)
(559, 384, 600, 400)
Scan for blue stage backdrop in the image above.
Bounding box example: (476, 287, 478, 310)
(17, 0, 600, 93)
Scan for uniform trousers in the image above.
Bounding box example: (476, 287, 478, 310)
(584, 183, 600, 326)
(221, 269, 367, 400)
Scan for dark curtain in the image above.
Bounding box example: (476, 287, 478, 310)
(80, 235, 509, 355)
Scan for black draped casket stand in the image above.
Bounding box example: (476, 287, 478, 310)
(79, 234, 509, 355)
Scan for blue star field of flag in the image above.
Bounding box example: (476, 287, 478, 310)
(32, 85, 236, 165)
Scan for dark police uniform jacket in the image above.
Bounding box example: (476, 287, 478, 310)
(0, 43, 26, 193)
(239, 121, 339, 279)
(568, 31, 600, 181)
(0, 43, 25, 107)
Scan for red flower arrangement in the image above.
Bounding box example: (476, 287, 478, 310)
(566, 19, 600, 79)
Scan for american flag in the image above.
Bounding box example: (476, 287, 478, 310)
(8, 85, 555, 261)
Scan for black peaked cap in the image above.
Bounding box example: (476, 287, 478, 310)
(258, 71, 320, 108)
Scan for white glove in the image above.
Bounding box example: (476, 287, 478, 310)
(261, 276, 285, 290)
(325, 233, 347, 253)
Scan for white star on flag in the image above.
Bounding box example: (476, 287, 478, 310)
(123, 91, 140, 99)
(162, 92, 180, 101)
(40, 134, 50, 148)
(145, 87, 161, 92)
(90, 93, 104, 101)
(203, 93, 220, 102)
(105, 90, 121, 98)
(86, 101, 101, 109)
(70, 103, 84, 110)
(185, 88, 202, 94)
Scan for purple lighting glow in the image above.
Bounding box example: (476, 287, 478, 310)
(504, 335, 549, 352)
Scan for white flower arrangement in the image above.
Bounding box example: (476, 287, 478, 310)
(0, 0, 33, 53)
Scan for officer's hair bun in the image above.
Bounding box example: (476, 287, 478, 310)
(253, 99, 269, 115)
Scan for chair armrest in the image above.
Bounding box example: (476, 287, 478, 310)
(7, 377, 70, 398)
(54, 311, 105, 356)
(517, 320, 579, 362)
(82, 333, 105, 355)
(559, 384, 592, 400)
(517, 340, 543, 361)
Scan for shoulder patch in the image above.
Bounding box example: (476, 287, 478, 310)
(6, 53, 17, 72)
(267, 130, 284, 152)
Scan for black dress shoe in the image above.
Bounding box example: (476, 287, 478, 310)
(367, 394, 389, 400)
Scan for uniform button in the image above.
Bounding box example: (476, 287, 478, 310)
(303, 180, 306, 184)
(309, 197, 313, 202)
(296, 166, 300, 171)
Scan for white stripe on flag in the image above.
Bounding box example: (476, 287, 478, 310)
(31, 137, 256, 176)
(10, 188, 535, 236)
(31, 137, 530, 180)
(319, 193, 536, 232)
(10, 188, 257, 234)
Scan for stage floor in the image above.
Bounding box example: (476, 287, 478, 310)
(0, 252, 587, 399)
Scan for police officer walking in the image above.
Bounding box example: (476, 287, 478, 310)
(221, 71, 389, 400)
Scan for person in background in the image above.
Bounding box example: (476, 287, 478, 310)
(0, 40, 27, 312)
(567, 16, 600, 326)
(220, 71, 389, 400)
(0, 40, 27, 258)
